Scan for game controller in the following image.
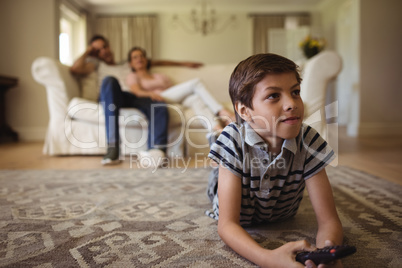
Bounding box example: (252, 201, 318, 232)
(296, 245, 356, 265)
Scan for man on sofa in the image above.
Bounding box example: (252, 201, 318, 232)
(70, 35, 203, 166)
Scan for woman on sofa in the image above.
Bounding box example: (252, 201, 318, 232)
(126, 46, 235, 132)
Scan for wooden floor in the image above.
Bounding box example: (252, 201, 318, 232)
(1, 127, 401, 186)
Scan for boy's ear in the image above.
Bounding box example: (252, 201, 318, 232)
(235, 102, 252, 122)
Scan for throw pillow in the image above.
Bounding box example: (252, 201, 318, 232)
(79, 71, 99, 101)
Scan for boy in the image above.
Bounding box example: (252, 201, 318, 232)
(207, 53, 343, 268)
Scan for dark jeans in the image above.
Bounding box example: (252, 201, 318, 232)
(99, 76, 169, 151)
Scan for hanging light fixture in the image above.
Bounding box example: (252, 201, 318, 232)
(172, 0, 236, 36)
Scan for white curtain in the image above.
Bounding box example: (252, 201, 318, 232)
(95, 15, 157, 63)
(251, 14, 310, 54)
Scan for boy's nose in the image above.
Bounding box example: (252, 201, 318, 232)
(284, 97, 297, 111)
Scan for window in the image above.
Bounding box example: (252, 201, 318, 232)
(59, 3, 86, 65)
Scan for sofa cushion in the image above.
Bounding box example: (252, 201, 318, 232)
(67, 97, 186, 128)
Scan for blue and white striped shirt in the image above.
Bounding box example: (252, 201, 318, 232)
(208, 122, 335, 226)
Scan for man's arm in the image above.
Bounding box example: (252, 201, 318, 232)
(150, 59, 203, 68)
(70, 46, 97, 75)
(217, 165, 314, 267)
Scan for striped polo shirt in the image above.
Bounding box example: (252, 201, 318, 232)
(208, 122, 335, 226)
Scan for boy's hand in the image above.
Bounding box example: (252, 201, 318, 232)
(266, 240, 316, 268)
(304, 260, 343, 268)
(304, 240, 343, 268)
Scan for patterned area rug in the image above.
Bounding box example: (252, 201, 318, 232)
(0, 166, 401, 267)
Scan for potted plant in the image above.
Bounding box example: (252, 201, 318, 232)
(299, 35, 326, 59)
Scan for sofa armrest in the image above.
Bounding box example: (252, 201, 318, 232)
(301, 51, 342, 117)
(32, 57, 80, 120)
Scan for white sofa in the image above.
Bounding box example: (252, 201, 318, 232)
(32, 51, 341, 158)
(32, 57, 236, 157)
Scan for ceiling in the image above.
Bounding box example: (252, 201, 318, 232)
(76, 0, 326, 13)
(82, 0, 322, 5)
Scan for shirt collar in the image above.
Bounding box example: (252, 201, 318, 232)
(243, 122, 298, 155)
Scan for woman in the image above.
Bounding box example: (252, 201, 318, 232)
(126, 46, 235, 132)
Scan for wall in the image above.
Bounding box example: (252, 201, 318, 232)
(359, 0, 402, 136)
(315, 0, 402, 137)
(157, 12, 252, 65)
(0, 0, 58, 141)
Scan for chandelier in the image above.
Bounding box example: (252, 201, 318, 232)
(172, 0, 236, 36)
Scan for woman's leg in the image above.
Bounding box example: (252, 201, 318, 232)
(160, 78, 223, 113)
(160, 78, 224, 129)
(182, 94, 218, 130)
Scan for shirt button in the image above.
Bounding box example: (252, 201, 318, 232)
(264, 175, 269, 180)
(260, 146, 265, 151)
(262, 159, 268, 165)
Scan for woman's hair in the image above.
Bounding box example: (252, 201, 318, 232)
(127, 46, 151, 71)
(229, 53, 302, 123)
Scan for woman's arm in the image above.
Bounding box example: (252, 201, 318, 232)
(126, 72, 164, 102)
(218, 165, 314, 268)
(150, 59, 203, 68)
(129, 83, 164, 102)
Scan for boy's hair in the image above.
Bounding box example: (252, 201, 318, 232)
(127, 46, 151, 71)
(89, 35, 109, 46)
(229, 53, 302, 123)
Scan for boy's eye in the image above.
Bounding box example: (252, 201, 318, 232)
(292, 89, 301, 96)
(267, 93, 280, 100)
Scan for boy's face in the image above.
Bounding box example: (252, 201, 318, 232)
(238, 72, 304, 147)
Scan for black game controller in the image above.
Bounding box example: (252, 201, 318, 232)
(296, 245, 357, 265)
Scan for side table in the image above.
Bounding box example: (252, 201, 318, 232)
(0, 75, 19, 143)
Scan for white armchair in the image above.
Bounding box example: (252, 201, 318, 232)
(301, 50, 342, 142)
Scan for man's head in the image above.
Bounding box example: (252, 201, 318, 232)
(89, 35, 114, 64)
(229, 53, 304, 143)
